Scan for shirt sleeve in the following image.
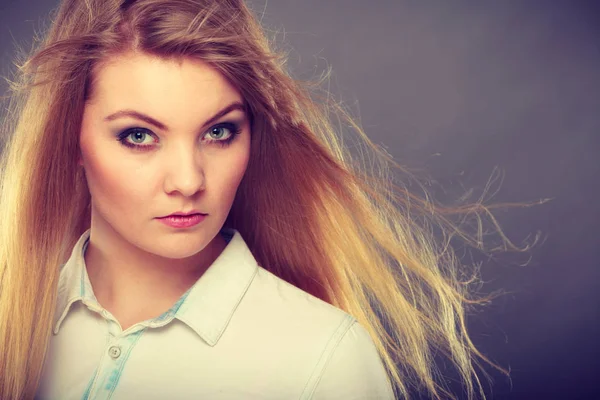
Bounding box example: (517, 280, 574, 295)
(309, 320, 397, 400)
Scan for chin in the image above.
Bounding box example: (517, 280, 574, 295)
(133, 233, 212, 260)
(152, 244, 207, 260)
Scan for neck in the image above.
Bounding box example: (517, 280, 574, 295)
(83, 221, 227, 323)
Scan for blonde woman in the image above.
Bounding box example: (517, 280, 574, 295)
(0, 0, 536, 399)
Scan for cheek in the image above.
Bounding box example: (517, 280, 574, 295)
(210, 145, 250, 203)
(81, 142, 152, 215)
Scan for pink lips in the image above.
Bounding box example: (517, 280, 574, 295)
(157, 213, 206, 228)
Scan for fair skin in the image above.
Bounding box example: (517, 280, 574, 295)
(78, 52, 251, 330)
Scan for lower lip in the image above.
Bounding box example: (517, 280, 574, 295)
(157, 214, 206, 228)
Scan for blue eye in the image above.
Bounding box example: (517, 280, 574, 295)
(129, 129, 152, 144)
(209, 126, 228, 139)
(116, 128, 156, 150)
(205, 123, 242, 146)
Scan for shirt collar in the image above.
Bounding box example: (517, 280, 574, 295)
(53, 227, 259, 346)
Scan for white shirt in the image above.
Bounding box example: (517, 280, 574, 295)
(37, 228, 395, 399)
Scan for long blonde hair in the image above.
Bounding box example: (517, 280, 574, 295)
(0, 0, 545, 398)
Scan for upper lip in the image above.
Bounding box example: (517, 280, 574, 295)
(159, 210, 206, 218)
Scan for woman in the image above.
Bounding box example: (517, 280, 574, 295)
(0, 0, 534, 399)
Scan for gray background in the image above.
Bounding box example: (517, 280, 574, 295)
(1, 1, 598, 398)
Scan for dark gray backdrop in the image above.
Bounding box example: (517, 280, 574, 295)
(1, 1, 598, 398)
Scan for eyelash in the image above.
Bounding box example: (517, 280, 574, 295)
(115, 122, 242, 151)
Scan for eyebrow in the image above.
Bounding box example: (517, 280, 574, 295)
(104, 102, 247, 131)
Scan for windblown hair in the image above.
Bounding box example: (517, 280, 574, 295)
(0, 0, 543, 399)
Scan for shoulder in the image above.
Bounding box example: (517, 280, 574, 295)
(245, 265, 354, 328)
(238, 266, 395, 399)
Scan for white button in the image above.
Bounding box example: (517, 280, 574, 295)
(108, 345, 121, 359)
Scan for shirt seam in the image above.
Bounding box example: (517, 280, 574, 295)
(299, 314, 357, 400)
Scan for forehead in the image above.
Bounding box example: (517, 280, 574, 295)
(87, 52, 242, 117)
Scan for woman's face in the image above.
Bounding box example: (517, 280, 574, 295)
(79, 52, 251, 259)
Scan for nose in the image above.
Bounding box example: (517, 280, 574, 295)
(162, 142, 205, 197)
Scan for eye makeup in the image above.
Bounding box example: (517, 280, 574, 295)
(115, 121, 242, 152)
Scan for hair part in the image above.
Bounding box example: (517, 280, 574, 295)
(0, 0, 546, 399)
